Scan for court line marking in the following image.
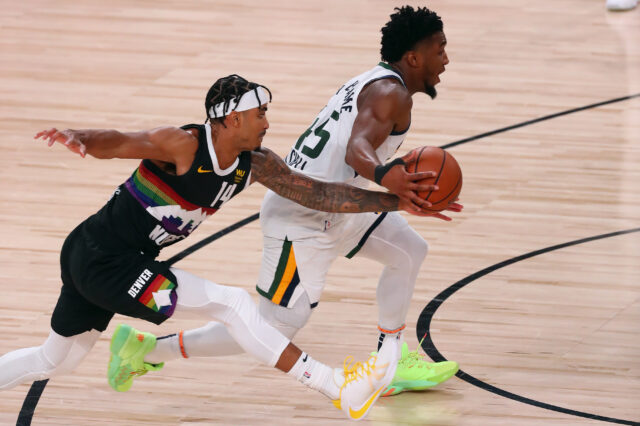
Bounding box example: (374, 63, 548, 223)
(416, 228, 640, 426)
(441, 93, 639, 149)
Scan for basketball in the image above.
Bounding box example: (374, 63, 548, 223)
(410, 146, 462, 212)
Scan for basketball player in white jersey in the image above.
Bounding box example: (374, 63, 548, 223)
(146, 6, 463, 398)
(257, 5, 463, 396)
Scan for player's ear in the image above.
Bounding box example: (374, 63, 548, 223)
(227, 111, 241, 128)
(404, 50, 419, 68)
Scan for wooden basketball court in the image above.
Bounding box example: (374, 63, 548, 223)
(1, 0, 638, 424)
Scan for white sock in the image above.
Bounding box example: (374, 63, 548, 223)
(377, 326, 404, 351)
(287, 352, 342, 400)
(144, 333, 182, 364)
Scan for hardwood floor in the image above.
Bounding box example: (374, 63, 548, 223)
(0, 0, 638, 424)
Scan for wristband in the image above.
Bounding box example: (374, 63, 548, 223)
(374, 158, 405, 185)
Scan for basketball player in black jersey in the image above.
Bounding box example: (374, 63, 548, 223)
(0, 75, 437, 420)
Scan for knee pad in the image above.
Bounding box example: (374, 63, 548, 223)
(204, 284, 254, 318)
(363, 214, 429, 271)
(41, 330, 98, 377)
(393, 225, 429, 269)
(226, 286, 253, 310)
(258, 292, 312, 339)
(411, 233, 429, 262)
(33, 346, 71, 378)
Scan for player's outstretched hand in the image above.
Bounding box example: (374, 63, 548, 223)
(35, 128, 87, 157)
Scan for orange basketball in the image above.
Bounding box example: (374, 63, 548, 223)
(410, 146, 462, 212)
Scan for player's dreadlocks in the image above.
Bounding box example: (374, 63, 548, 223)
(380, 6, 443, 64)
(204, 74, 272, 126)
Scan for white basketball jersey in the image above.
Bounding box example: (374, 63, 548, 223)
(282, 62, 408, 188)
(261, 63, 409, 239)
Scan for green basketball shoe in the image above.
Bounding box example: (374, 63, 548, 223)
(380, 342, 459, 397)
(107, 324, 164, 392)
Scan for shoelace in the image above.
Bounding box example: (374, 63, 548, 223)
(400, 333, 433, 369)
(117, 367, 148, 383)
(341, 355, 378, 385)
(400, 350, 431, 368)
(114, 366, 147, 385)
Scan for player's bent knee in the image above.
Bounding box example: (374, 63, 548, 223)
(229, 287, 253, 312)
(204, 282, 253, 314)
(401, 228, 428, 265)
(35, 347, 71, 378)
(258, 293, 311, 339)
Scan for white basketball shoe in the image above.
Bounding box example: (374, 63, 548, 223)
(332, 335, 400, 421)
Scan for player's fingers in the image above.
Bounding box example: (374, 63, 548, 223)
(44, 128, 58, 139)
(410, 182, 438, 193)
(400, 149, 417, 164)
(406, 192, 432, 208)
(47, 131, 61, 146)
(49, 131, 65, 146)
(400, 197, 436, 216)
(446, 202, 463, 212)
(410, 201, 438, 216)
(402, 147, 426, 165)
(407, 210, 432, 217)
(36, 129, 54, 142)
(405, 171, 436, 181)
(34, 130, 49, 139)
(399, 197, 422, 213)
(54, 131, 73, 148)
(57, 132, 72, 144)
(432, 212, 452, 221)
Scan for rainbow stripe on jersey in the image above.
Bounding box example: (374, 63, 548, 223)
(125, 163, 217, 238)
(125, 163, 216, 214)
(139, 274, 177, 316)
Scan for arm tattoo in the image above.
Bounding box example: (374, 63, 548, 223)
(251, 148, 399, 213)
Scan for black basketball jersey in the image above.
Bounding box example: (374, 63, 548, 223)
(84, 123, 252, 257)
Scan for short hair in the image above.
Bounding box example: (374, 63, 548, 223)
(204, 74, 272, 126)
(380, 6, 444, 63)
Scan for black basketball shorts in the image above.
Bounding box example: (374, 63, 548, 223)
(51, 224, 178, 337)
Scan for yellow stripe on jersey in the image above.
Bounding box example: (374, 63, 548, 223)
(272, 246, 297, 305)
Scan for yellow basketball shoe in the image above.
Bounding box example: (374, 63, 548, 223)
(332, 336, 399, 421)
(381, 342, 459, 397)
(107, 324, 164, 392)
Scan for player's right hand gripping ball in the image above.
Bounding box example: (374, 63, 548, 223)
(409, 146, 462, 212)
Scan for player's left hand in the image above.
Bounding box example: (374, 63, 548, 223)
(35, 128, 87, 157)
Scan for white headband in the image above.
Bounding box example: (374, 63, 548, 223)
(208, 86, 270, 119)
